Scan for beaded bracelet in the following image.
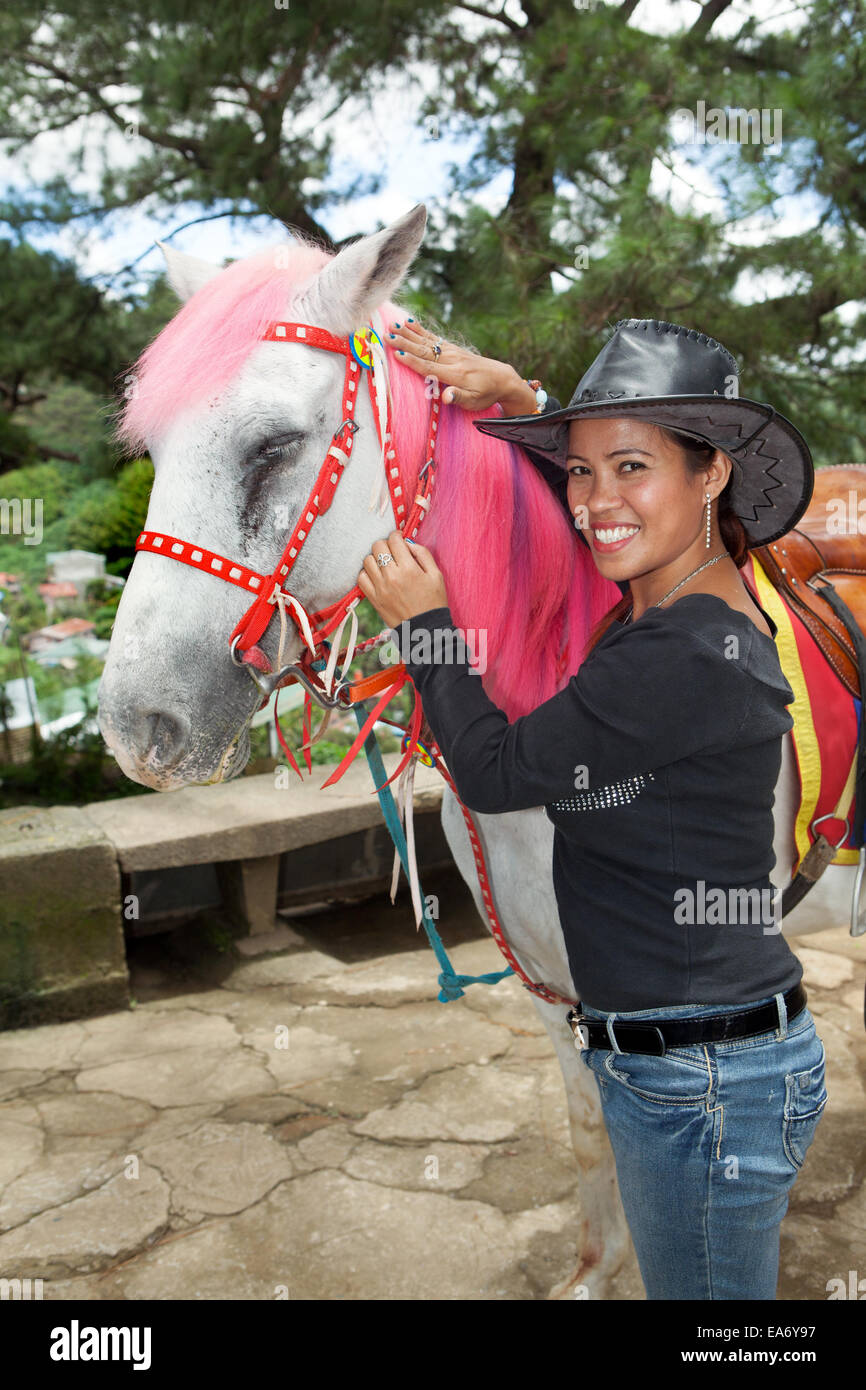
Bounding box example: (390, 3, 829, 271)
(526, 378, 548, 414)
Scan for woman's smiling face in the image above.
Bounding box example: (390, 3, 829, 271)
(565, 415, 729, 580)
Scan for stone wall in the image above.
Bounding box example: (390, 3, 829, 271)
(0, 756, 447, 1030)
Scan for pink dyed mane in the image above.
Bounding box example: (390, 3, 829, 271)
(115, 239, 620, 719)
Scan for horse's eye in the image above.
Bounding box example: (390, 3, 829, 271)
(248, 435, 303, 466)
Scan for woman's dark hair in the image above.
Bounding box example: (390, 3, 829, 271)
(582, 425, 749, 657)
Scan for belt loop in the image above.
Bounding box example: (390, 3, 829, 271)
(605, 1013, 624, 1054)
(774, 990, 788, 1040)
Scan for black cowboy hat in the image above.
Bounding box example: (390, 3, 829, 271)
(473, 318, 814, 547)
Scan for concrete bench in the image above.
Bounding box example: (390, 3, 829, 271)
(0, 755, 448, 1030)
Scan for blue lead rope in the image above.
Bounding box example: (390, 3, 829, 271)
(350, 700, 514, 1002)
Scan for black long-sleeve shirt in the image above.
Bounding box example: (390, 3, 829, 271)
(402, 413, 802, 1010)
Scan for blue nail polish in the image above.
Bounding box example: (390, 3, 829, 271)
(407, 317, 414, 323)
(394, 321, 401, 328)
(389, 333, 395, 338)
(398, 350, 405, 355)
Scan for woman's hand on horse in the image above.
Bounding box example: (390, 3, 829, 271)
(357, 531, 449, 628)
(387, 318, 538, 416)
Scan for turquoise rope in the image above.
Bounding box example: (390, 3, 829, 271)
(349, 698, 513, 1002)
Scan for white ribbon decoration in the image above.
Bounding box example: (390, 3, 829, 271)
(388, 754, 425, 930)
(367, 312, 397, 519)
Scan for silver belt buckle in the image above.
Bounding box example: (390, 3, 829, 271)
(566, 1008, 590, 1052)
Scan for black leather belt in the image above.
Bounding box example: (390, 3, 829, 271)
(566, 982, 807, 1056)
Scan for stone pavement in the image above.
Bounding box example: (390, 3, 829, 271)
(0, 866, 864, 1301)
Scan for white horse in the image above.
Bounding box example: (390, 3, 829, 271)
(98, 204, 854, 1298)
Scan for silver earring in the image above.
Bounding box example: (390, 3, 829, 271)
(705, 492, 711, 548)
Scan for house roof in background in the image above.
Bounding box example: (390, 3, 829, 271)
(34, 617, 96, 641)
(46, 550, 105, 564)
(38, 582, 79, 598)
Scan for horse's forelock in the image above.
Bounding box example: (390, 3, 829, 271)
(114, 239, 335, 456)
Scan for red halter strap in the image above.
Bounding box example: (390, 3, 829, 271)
(135, 319, 439, 657)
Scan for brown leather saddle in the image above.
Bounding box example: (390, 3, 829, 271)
(752, 464, 866, 698)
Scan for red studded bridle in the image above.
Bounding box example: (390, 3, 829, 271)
(133, 315, 576, 1010)
(135, 319, 440, 787)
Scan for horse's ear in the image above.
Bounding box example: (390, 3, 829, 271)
(302, 203, 427, 331)
(156, 241, 224, 302)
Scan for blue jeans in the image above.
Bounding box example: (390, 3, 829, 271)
(575, 991, 828, 1300)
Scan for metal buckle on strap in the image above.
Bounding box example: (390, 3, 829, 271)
(810, 811, 851, 850)
(239, 657, 350, 707)
(333, 418, 360, 440)
(565, 1008, 667, 1055)
(565, 1008, 590, 1051)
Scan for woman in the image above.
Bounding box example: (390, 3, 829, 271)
(355, 316, 828, 1301)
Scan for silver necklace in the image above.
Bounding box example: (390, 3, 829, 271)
(621, 552, 728, 625)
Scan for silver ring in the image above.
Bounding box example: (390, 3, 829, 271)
(376, 552, 393, 567)
(432, 339, 443, 359)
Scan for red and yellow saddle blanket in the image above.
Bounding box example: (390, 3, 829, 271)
(742, 552, 861, 879)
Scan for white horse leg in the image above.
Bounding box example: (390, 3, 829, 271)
(529, 994, 634, 1299)
(438, 787, 632, 1298)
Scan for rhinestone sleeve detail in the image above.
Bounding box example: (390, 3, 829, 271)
(550, 770, 656, 812)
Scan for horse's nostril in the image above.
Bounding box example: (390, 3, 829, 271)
(131, 709, 191, 771)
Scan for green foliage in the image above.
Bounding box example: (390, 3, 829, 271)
(0, 461, 78, 593)
(0, 719, 150, 808)
(65, 459, 154, 559)
(248, 705, 405, 769)
(0, 240, 117, 387)
(0, 644, 23, 685)
(32, 653, 103, 718)
(89, 592, 123, 640)
(0, 239, 131, 473)
(0, 460, 77, 519)
(3, 589, 47, 636)
(16, 379, 122, 484)
(0, 412, 39, 471)
(0, 1, 433, 249)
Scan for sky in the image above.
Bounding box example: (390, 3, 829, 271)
(1, 0, 845, 319)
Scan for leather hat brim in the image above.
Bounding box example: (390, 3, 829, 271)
(473, 394, 814, 548)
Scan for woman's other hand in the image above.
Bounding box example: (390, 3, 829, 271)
(387, 318, 539, 416)
(357, 531, 449, 629)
